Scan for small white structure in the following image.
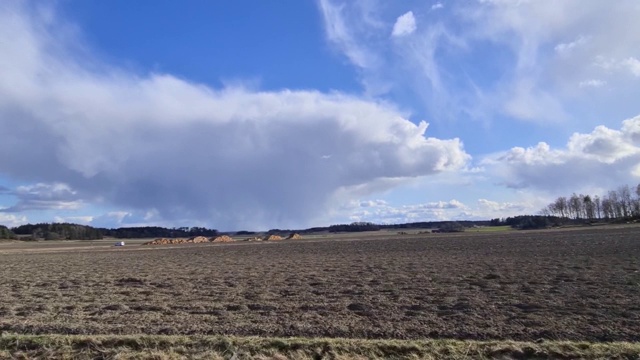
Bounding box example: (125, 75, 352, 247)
(114, 241, 125, 247)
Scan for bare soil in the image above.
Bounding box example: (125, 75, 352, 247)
(1, 226, 639, 342)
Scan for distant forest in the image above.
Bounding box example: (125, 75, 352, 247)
(0, 224, 220, 241)
(1, 183, 639, 240)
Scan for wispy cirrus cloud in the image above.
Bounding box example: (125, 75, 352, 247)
(579, 79, 606, 88)
(318, 0, 640, 127)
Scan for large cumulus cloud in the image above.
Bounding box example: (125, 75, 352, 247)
(0, 3, 468, 229)
(484, 116, 640, 192)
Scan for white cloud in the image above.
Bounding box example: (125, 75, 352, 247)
(463, 1, 640, 123)
(484, 115, 640, 192)
(554, 36, 588, 55)
(89, 211, 134, 228)
(53, 215, 94, 224)
(317, 0, 397, 97)
(0, 213, 28, 228)
(579, 79, 606, 88)
(624, 57, 640, 77)
(503, 78, 568, 122)
(319, 1, 461, 99)
(419, 200, 465, 209)
(109, 211, 132, 222)
(593, 56, 617, 72)
(391, 11, 416, 37)
(341, 196, 544, 224)
(477, 199, 525, 212)
(0, 3, 468, 229)
(595, 56, 640, 77)
(0, 182, 84, 212)
(14, 183, 77, 199)
(317, 0, 380, 69)
(474, 195, 550, 218)
(359, 199, 388, 207)
(431, 3, 444, 11)
(346, 198, 469, 224)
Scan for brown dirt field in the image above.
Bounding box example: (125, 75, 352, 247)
(1, 226, 639, 342)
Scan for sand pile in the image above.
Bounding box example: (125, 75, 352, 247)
(143, 238, 189, 245)
(143, 236, 227, 245)
(263, 234, 283, 241)
(287, 233, 302, 240)
(211, 235, 234, 243)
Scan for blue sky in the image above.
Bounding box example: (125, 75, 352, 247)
(59, 1, 359, 93)
(1, 0, 640, 230)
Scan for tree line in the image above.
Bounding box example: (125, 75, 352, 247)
(540, 184, 640, 220)
(0, 225, 16, 239)
(490, 215, 564, 230)
(263, 220, 492, 235)
(12, 223, 103, 240)
(8, 224, 219, 240)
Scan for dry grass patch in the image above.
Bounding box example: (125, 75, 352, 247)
(1, 335, 639, 359)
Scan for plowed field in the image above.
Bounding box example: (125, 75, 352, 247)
(1, 226, 639, 342)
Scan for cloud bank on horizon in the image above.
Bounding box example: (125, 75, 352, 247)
(1, 1, 640, 229)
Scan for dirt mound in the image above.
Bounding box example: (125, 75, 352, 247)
(143, 238, 189, 245)
(263, 235, 283, 241)
(211, 235, 234, 243)
(190, 236, 209, 243)
(143, 237, 213, 245)
(287, 233, 303, 240)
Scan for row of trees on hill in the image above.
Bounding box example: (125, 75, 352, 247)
(328, 222, 381, 232)
(9, 224, 219, 240)
(264, 221, 491, 235)
(540, 184, 640, 220)
(12, 223, 103, 240)
(490, 215, 564, 230)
